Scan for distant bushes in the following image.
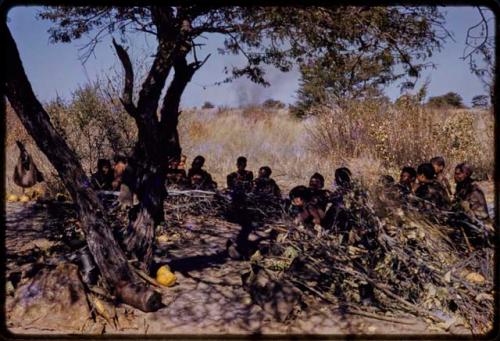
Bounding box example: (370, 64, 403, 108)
(6, 87, 493, 194)
(201, 101, 215, 109)
(306, 99, 493, 180)
(426, 92, 465, 108)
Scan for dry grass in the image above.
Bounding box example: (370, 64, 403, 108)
(5, 99, 494, 196)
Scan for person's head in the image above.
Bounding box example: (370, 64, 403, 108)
(289, 185, 311, 207)
(379, 174, 395, 186)
(399, 166, 417, 185)
(168, 157, 179, 170)
(335, 167, 352, 187)
(454, 162, 473, 183)
(258, 166, 272, 178)
(416, 163, 435, 183)
(236, 156, 247, 171)
(97, 159, 112, 175)
(179, 154, 187, 167)
(113, 154, 127, 166)
(430, 156, 446, 175)
(192, 155, 205, 169)
(309, 172, 325, 190)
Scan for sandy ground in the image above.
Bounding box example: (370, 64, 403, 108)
(5, 188, 491, 337)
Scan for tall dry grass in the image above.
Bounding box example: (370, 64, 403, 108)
(305, 98, 494, 186)
(5, 97, 494, 196)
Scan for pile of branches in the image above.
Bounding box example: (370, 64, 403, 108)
(244, 184, 495, 334)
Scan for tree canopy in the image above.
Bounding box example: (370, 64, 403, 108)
(427, 92, 465, 108)
(39, 6, 449, 112)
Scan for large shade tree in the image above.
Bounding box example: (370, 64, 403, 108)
(3, 5, 449, 310)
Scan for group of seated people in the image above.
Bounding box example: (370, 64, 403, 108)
(89, 154, 281, 198)
(164, 154, 281, 198)
(287, 156, 491, 231)
(90, 153, 490, 229)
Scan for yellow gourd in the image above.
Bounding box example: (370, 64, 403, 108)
(19, 194, 30, 203)
(156, 265, 171, 276)
(156, 267, 176, 287)
(7, 194, 19, 202)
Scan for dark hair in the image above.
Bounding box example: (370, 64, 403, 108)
(237, 156, 247, 164)
(310, 172, 325, 187)
(113, 154, 127, 164)
(259, 166, 272, 177)
(430, 156, 445, 167)
(401, 166, 417, 179)
(289, 185, 311, 201)
(455, 162, 473, 178)
(416, 163, 435, 180)
(335, 167, 352, 187)
(193, 155, 205, 165)
(378, 174, 395, 185)
(97, 159, 111, 171)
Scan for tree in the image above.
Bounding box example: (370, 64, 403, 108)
(1, 21, 161, 312)
(262, 98, 286, 109)
(289, 7, 449, 115)
(471, 94, 490, 109)
(5, 5, 455, 305)
(427, 92, 465, 108)
(201, 101, 215, 109)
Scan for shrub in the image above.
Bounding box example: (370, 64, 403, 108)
(262, 98, 286, 109)
(427, 92, 465, 108)
(471, 95, 490, 109)
(202, 101, 215, 109)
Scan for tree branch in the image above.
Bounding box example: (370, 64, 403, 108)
(112, 38, 137, 117)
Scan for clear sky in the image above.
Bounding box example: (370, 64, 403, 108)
(6, 6, 495, 108)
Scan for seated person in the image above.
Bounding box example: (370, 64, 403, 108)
(431, 156, 453, 197)
(330, 167, 353, 208)
(112, 154, 128, 191)
(414, 163, 450, 209)
(91, 158, 114, 191)
(178, 154, 187, 170)
(289, 185, 325, 228)
(308, 172, 332, 211)
(187, 155, 217, 191)
(396, 166, 417, 195)
(165, 157, 187, 187)
(227, 156, 254, 193)
(453, 162, 489, 221)
(252, 166, 281, 198)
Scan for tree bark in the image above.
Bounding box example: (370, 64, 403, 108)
(160, 55, 204, 161)
(1, 21, 161, 312)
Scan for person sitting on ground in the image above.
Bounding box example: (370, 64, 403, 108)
(90, 159, 114, 191)
(414, 163, 450, 209)
(112, 154, 128, 191)
(227, 156, 254, 193)
(330, 167, 354, 208)
(397, 166, 417, 195)
(431, 156, 452, 197)
(289, 185, 325, 229)
(187, 155, 217, 191)
(252, 166, 281, 198)
(165, 157, 187, 187)
(453, 162, 490, 221)
(322, 167, 359, 231)
(178, 154, 187, 170)
(308, 172, 332, 211)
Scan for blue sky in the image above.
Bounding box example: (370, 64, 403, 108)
(6, 6, 495, 107)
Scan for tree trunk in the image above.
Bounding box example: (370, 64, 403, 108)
(122, 156, 166, 273)
(2, 21, 161, 312)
